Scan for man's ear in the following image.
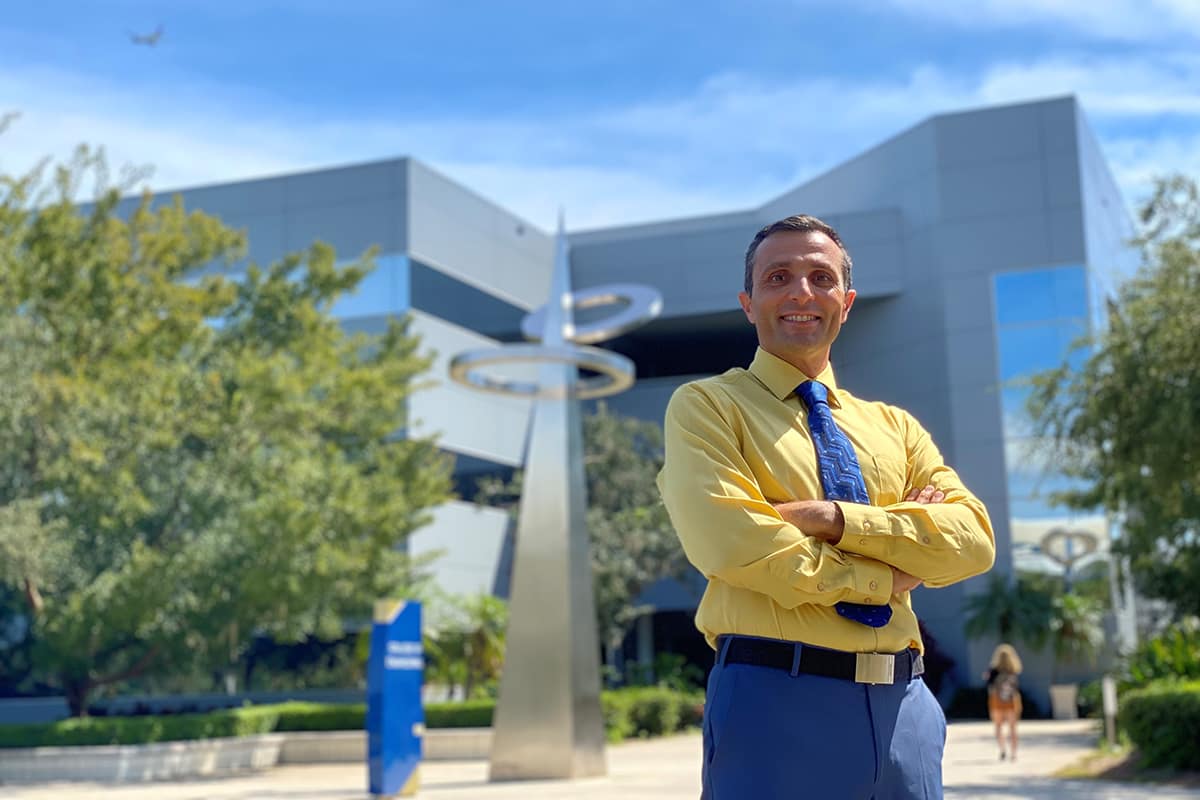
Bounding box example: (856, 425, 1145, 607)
(841, 288, 857, 322)
(738, 291, 755, 324)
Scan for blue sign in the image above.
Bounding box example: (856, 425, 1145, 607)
(367, 600, 423, 797)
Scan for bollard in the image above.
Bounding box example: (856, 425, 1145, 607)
(367, 600, 423, 798)
(1101, 674, 1118, 747)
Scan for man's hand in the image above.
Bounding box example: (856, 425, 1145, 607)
(890, 566, 923, 595)
(905, 484, 945, 503)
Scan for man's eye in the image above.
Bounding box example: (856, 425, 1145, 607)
(767, 273, 785, 282)
(814, 273, 834, 285)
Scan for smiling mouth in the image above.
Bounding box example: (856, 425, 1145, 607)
(781, 314, 820, 322)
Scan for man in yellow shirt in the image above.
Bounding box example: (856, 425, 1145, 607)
(658, 214, 995, 799)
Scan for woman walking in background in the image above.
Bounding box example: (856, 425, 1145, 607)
(985, 643, 1023, 761)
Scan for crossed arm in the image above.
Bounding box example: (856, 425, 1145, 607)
(772, 485, 945, 596)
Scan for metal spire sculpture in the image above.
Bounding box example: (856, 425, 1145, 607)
(449, 214, 661, 780)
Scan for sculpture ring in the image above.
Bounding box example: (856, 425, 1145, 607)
(449, 343, 635, 400)
(521, 284, 664, 344)
(1039, 528, 1099, 568)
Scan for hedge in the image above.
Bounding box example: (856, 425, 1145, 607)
(0, 705, 279, 748)
(424, 699, 495, 729)
(602, 687, 704, 742)
(0, 688, 703, 749)
(272, 701, 366, 732)
(1120, 679, 1200, 771)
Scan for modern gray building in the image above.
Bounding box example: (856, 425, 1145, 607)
(160, 94, 1136, 710)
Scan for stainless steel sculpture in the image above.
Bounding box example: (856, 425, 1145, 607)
(449, 216, 661, 781)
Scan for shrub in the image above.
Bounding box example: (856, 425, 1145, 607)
(0, 688, 705, 748)
(272, 701, 366, 732)
(601, 692, 635, 743)
(0, 705, 279, 748)
(1120, 679, 1200, 770)
(424, 699, 494, 728)
(626, 687, 682, 737)
(598, 687, 703, 741)
(1077, 679, 1103, 719)
(1120, 622, 1200, 692)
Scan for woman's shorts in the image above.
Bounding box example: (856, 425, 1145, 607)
(988, 693, 1022, 718)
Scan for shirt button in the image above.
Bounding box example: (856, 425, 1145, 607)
(817, 582, 825, 591)
(860, 538, 868, 546)
(869, 580, 879, 591)
(863, 521, 872, 531)
(922, 535, 931, 544)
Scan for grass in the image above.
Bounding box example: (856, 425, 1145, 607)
(1055, 742, 1200, 788)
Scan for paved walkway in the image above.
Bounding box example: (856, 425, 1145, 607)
(5, 719, 1199, 799)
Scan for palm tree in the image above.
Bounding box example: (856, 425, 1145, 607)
(1049, 592, 1104, 679)
(964, 574, 1055, 649)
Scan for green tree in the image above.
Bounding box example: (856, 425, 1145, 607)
(1026, 174, 1200, 619)
(1049, 592, 1104, 679)
(477, 402, 688, 679)
(584, 403, 688, 677)
(964, 574, 1055, 650)
(0, 147, 452, 715)
(424, 593, 508, 699)
(965, 573, 1104, 683)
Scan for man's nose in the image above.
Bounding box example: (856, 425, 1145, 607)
(787, 276, 816, 299)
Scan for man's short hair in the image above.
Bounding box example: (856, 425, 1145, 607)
(743, 215, 854, 294)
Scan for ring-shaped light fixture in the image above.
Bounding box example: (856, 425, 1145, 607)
(1039, 528, 1099, 568)
(449, 343, 636, 400)
(521, 284, 664, 344)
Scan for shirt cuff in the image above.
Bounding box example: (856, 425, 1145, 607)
(848, 555, 893, 605)
(835, 501, 894, 563)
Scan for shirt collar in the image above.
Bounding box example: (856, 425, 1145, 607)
(748, 347, 843, 408)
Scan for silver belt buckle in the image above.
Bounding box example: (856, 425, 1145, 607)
(855, 653, 895, 684)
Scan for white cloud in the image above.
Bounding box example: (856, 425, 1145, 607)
(436, 161, 773, 232)
(974, 55, 1200, 115)
(1103, 131, 1200, 205)
(2, 50, 1198, 230)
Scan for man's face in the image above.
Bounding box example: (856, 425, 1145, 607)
(738, 230, 856, 376)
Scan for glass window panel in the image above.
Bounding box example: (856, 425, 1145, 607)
(330, 254, 409, 320)
(997, 318, 1088, 382)
(1052, 266, 1088, 320)
(1000, 386, 1033, 437)
(994, 264, 1088, 326)
(409, 258, 526, 341)
(994, 268, 1060, 326)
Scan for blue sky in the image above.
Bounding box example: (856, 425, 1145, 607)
(2, 0, 1198, 229)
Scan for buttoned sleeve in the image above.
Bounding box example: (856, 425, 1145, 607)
(658, 383, 893, 609)
(835, 410, 996, 587)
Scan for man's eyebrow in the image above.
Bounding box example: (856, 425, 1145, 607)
(760, 256, 836, 272)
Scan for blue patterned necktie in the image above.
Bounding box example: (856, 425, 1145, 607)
(796, 380, 892, 628)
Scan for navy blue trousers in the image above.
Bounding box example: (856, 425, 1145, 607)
(702, 642, 946, 799)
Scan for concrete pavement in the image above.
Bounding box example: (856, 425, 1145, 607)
(5, 719, 1198, 799)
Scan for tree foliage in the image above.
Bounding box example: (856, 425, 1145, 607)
(964, 574, 1055, 650)
(0, 147, 452, 714)
(423, 593, 509, 700)
(965, 573, 1104, 680)
(584, 403, 688, 663)
(1026, 174, 1200, 619)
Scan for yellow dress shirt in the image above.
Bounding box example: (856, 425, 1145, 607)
(657, 348, 995, 655)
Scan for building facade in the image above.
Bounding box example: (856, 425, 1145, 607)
(160, 95, 1136, 708)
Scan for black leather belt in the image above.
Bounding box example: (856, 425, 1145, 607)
(717, 635, 924, 685)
